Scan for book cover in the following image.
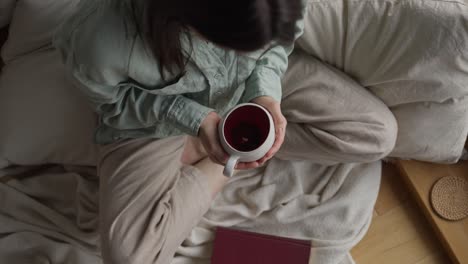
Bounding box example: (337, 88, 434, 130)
(211, 227, 311, 264)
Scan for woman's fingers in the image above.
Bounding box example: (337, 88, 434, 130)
(207, 141, 228, 165)
(240, 96, 288, 167)
(235, 161, 260, 170)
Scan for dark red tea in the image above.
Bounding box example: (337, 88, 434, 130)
(223, 105, 270, 152)
(230, 122, 262, 151)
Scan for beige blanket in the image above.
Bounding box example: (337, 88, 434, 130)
(0, 50, 386, 263)
(0, 161, 380, 264)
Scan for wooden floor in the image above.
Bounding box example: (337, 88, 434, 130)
(351, 163, 451, 264)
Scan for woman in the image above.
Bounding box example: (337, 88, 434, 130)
(55, 0, 305, 263)
(55, 0, 401, 262)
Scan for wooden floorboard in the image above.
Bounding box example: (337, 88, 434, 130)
(352, 163, 451, 264)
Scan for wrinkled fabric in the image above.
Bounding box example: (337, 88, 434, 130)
(0, 51, 389, 264)
(298, 0, 468, 162)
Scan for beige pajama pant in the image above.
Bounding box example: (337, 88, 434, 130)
(98, 51, 397, 264)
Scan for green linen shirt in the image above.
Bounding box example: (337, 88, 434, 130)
(54, 0, 305, 144)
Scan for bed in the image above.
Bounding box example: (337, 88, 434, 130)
(0, 0, 467, 263)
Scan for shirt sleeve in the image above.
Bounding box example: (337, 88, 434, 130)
(57, 7, 214, 139)
(97, 82, 214, 137)
(240, 0, 307, 103)
(70, 61, 214, 138)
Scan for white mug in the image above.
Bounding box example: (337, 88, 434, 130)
(218, 103, 275, 177)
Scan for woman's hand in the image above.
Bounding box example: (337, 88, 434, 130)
(198, 99, 287, 171)
(249, 96, 287, 165)
(198, 112, 228, 165)
(199, 111, 266, 171)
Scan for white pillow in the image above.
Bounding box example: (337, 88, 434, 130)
(0, 49, 98, 168)
(1, 0, 79, 63)
(299, 0, 468, 163)
(0, 0, 16, 28)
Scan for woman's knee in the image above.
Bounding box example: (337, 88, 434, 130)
(368, 108, 398, 160)
(314, 105, 398, 163)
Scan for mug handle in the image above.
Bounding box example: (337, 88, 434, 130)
(223, 156, 240, 177)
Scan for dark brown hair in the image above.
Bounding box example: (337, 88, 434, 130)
(140, 0, 303, 78)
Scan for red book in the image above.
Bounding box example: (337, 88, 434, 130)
(211, 227, 311, 264)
